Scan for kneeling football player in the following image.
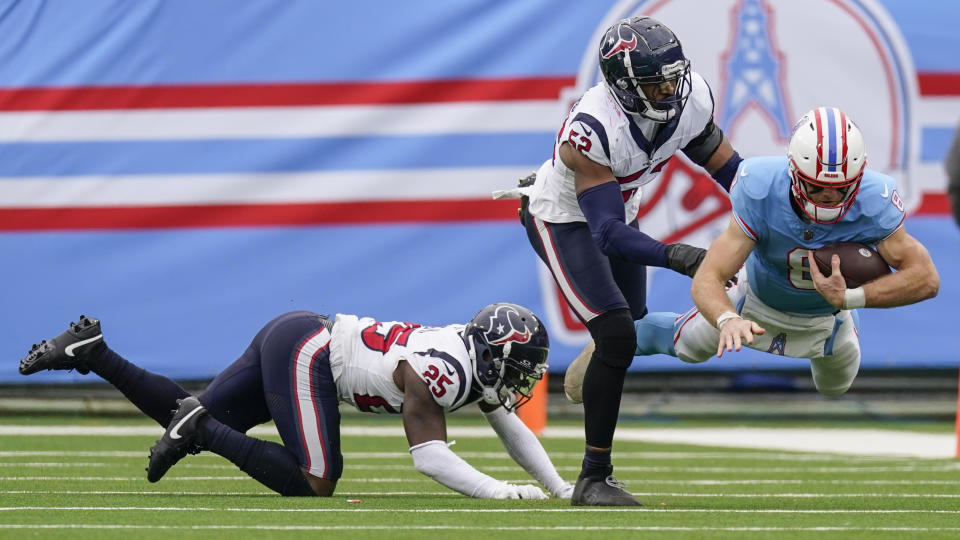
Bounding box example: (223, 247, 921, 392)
(19, 303, 574, 499)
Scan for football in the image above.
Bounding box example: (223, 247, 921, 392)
(812, 242, 891, 288)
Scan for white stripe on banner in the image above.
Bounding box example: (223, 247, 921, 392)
(293, 329, 332, 478)
(0, 167, 532, 207)
(0, 102, 561, 142)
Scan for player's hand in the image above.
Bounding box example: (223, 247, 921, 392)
(550, 481, 575, 499)
(807, 250, 846, 309)
(717, 317, 765, 357)
(494, 483, 548, 500)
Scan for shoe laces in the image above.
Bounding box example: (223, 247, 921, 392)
(605, 475, 629, 491)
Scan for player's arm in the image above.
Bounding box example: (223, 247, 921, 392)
(682, 119, 742, 192)
(560, 142, 707, 277)
(809, 227, 939, 310)
(690, 216, 765, 356)
(396, 361, 546, 499)
(477, 400, 573, 499)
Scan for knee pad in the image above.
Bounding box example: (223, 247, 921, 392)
(587, 309, 636, 369)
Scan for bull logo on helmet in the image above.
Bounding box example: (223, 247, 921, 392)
(601, 26, 638, 60)
(484, 305, 533, 345)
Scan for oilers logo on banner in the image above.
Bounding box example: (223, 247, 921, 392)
(546, 0, 919, 344)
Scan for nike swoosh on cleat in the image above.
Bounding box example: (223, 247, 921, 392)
(64, 334, 103, 358)
(169, 406, 204, 440)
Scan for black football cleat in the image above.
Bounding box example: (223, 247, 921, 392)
(571, 467, 643, 507)
(147, 396, 207, 483)
(18, 316, 105, 376)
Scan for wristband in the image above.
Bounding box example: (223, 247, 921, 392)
(843, 287, 866, 310)
(715, 311, 742, 330)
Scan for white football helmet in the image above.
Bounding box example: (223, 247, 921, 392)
(787, 107, 867, 224)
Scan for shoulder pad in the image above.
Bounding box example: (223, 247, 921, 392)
(851, 171, 905, 235)
(686, 72, 716, 120)
(565, 112, 612, 165)
(855, 171, 903, 217)
(731, 157, 785, 200)
(407, 342, 471, 409)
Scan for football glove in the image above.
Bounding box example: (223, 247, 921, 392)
(665, 243, 706, 278)
(494, 483, 548, 500)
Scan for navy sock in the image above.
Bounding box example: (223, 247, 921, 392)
(88, 346, 190, 426)
(200, 416, 317, 496)
(582, 448, 612, 479)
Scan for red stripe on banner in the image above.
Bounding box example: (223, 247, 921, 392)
(0, 199, 520, 231)
(0, 77, 577, 111)
(914, 192, 951, 215)
(917, 73, 960, 96)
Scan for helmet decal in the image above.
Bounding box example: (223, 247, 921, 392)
(601, 26, 638, 60)
(484, 304, 533, 345)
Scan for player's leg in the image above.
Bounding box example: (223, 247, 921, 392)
(199, 311, 334, 495)
(525, 216, 641, 506)
(148, 311, 331, 495)
(669, 274, 751, 363)
(809, 310, 861, 397)
(564, 223, 653, 403)
(563, 339, 593, 403)
(18, 315, 191, 426)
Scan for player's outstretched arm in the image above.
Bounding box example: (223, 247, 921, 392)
(479, 402, 574, 499)
(691, 216, 764, 357)
(867, 228, 938, 308)
(562, 143, 673, 268)
(397, 362, 546, 499)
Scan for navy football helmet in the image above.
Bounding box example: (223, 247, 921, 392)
(463, 303, 549, 411)
(598, 16, 691, 122)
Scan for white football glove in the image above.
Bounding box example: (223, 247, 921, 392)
(550, 481, 575, 499)
(493, 483, 548, 500)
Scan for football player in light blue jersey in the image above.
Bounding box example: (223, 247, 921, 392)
(627, 107, 939, 396)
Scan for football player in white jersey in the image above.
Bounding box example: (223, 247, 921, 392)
(18, 303, 574, 500)
(496, 16, 742, 506)
(627, 107, 938, 396)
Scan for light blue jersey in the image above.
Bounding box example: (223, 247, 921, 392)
(730, 157, 905, 315)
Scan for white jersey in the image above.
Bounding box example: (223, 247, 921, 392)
(328, 314, 477, 414)
(527, 74, 715, 223)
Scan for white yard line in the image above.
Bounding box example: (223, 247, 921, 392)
(0, 425, 954, 458)
(3, 506, 960, 514)
(0, 524, 958, 532)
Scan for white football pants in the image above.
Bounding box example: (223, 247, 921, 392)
(673, 271, 861, 396)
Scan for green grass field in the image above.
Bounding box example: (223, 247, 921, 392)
(1, 415, 959, 539)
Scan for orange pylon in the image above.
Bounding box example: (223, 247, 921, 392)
(518, 372, 548, 435)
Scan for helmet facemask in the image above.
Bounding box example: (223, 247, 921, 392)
(613, 59, 691, 122)
(789, 161, 863, 224)
(467, 337, 548, 412)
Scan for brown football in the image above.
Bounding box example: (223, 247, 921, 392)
(812, 242, 891, 288)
